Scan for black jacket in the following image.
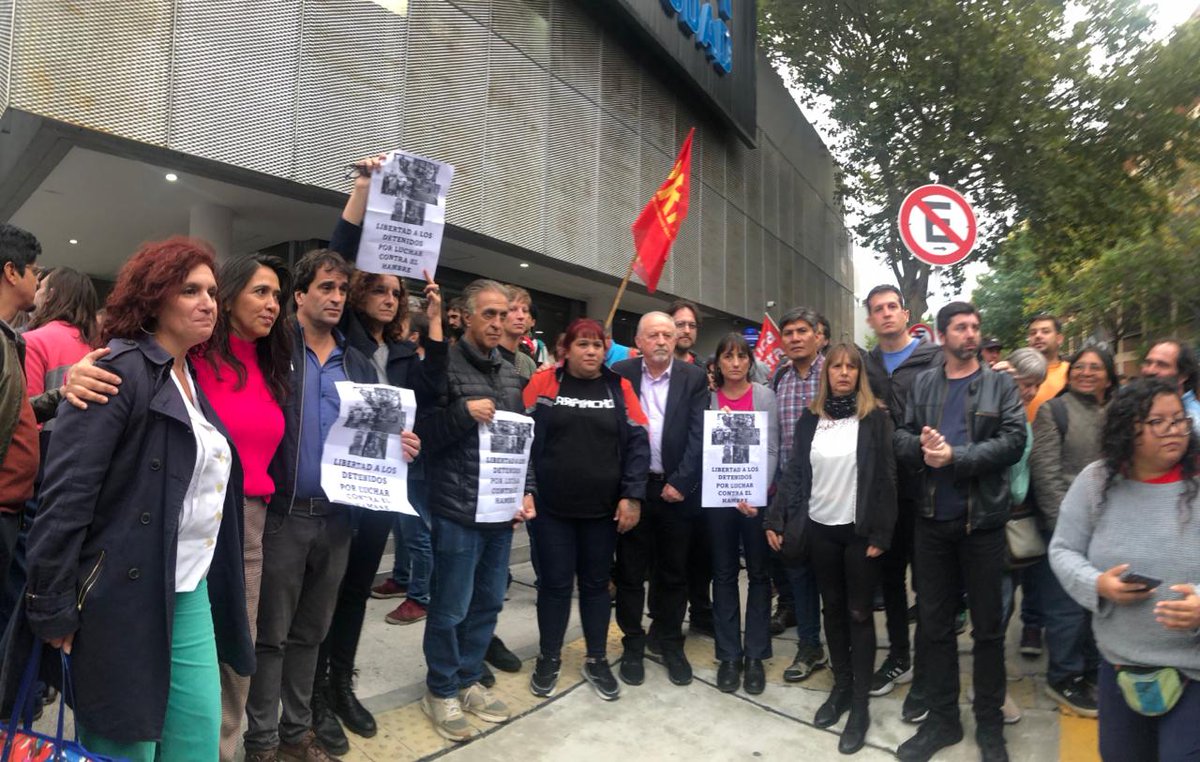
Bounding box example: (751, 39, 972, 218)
(865, 338, 944, 504)
(266, 320, 378, 509)
(415, 338, 536, 527)
(894, 363, 1027, 531)
(22, 336, 254, 742)
(765, 408, 897, 564)
(611, 358, 708, 506)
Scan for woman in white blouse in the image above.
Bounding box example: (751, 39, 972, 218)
(26, 237, 252, 761)
(766, 343, 897, 755)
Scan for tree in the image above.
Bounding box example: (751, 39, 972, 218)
(760, 0, 1200, 318)
(971, 231, 1040, 349)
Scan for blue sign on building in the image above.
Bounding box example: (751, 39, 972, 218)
(660, 0, 734, 74)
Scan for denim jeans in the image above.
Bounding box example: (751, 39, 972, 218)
(423, 515, 512, 698)
(530, 511, 616, 659)
(786, 562, 823, 648)
(1026, 532, 1097, 684)
(707, 507, 771, 661)
(913, 517, 1007, 731)
(395, 482, 433, 605)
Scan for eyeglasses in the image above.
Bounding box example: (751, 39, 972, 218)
(1141, 416, 1193, 437)
(674, 321, 698, 330)
(1071, 363, 1106, 373)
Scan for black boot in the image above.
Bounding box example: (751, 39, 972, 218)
(838, 703, 870, 754)
(312, 670, 350, 755)
(330, 669, 377, 738)
(485, 636, 522, 672)
(814, 685, 853, 729)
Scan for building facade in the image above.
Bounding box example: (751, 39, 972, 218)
(0, 0, 853, 346)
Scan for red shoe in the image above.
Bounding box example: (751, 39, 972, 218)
(385, 599, 428, 625)
(370, 578, 408, 599)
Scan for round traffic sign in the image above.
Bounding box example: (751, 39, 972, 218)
(908, 323, 935, 343)
(898, 184, 977, 267)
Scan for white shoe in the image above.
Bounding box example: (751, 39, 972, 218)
(460, 682, 511, 723)
(965, 687, 1022, 724)
(420, 692, 474, 742)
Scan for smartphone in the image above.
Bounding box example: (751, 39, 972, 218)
(1119, 571, 1162, 591)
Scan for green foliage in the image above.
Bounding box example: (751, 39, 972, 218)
(971, 232, 1040, 349)
(760, 0, 1200, 320)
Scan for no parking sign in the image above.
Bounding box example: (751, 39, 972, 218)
(898, 185, 977, 267)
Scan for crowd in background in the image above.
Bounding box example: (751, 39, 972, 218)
(0, 154, 1195, 762)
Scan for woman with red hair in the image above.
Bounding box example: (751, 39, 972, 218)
(26, 237, 253, 761)
(522, 318, 649, 701)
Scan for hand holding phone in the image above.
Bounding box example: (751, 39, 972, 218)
(1119, 571, 1163, 592)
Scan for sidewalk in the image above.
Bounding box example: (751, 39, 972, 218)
(341, 539, 1098, 762)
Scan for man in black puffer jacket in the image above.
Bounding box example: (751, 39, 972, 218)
(414, 278, 536, 743)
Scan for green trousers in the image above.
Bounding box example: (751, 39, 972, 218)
(80, 579, 221, 762)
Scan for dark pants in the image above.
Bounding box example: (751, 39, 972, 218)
(1025, 532, 1098, 684)
(319, 508, 393, 679)
(423, 515, 512, 698)
(615, 482, 693, 652)
(707, 507, 771, 661)
(1097, 661, 1200, 761)
(530, 511, 617, 660)
(245, 508, 354, 751)
(0, 508, 25, 627)
(913, 517, 1007, 731)
(880, 499, 915, 659)
(687, 512, 713, 626)
(809, 522, 880, 704)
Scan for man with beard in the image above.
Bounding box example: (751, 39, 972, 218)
(1141, 340, 1200, 435)
(894, 302, 1026, 762)
(1025, 314, 1067, 422)
(669, 299, 701, 365)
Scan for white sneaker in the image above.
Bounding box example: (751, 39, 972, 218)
(965, 687, 1022, 725)
(421, 692, 474, 742)
(460, 682, 511, 723)
(1002, 692, 1023, 725)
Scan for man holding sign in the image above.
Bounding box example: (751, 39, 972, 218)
(414, 278, 536, 743)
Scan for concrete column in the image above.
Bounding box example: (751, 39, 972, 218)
(189, 203, 233, 261)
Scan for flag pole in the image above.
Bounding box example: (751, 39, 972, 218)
(604, 253, 639, 332)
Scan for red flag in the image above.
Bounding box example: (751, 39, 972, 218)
(631, 128, 694, 293)
(753, 313, 784, 374)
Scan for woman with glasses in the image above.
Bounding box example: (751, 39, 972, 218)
(1050, 378, 1200, 760)
(1030, 346, 1117, 718)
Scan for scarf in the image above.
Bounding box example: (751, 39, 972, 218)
(824, 393, 857, 420)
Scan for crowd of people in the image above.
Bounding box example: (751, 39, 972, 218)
(0, 154, 1194, 762)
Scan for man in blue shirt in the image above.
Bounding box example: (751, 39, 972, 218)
(244, 251, 419, 762)
(1141, 340, 1200, 436)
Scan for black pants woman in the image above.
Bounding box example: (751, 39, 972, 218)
(767, 343, 896, 755)
(522, 319, 649, 701)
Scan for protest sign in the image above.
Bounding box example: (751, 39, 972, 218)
(702, 410, 768, 508)
(357, 149, 455, 279)
(320, 382, 417, 514)
(476, 410, 535, 524)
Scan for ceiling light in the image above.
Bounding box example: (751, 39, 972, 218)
(165, 173, 179, 182)
(68, 239, 78, 245)
(519, 262, 530, 268)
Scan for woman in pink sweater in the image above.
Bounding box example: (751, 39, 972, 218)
(192, 254, 291, 762)
(24, 267, 100, 401)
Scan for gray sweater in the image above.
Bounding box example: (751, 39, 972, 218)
(1050, 461, 1200, 678)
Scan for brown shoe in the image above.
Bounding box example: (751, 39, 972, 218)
(278, 730, 339, 761)
(245, 749, 278, 762)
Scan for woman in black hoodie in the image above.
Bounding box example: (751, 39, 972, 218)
(766, 343, 897, 754)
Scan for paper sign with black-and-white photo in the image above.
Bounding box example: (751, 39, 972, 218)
(357, 149, 456, 279)
(321, 382, 417, 515)
(702, 410, 768, 508)
(475, 410, 535, 524)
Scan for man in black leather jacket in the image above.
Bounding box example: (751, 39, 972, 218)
(893, 302, 1026, 762)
